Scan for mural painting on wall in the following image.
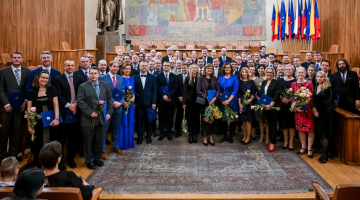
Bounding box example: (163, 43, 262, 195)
(125, 0, 266, 40)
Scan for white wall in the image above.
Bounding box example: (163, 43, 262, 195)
(85, 0, 283, 53)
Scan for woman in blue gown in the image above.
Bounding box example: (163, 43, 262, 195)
(218, 63, 239, 144)
(118, 64, 135, 150)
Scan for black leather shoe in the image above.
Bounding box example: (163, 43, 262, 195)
(318, 157, 328, 163)
(86, 162, 96, 170)
(137, 138, 143, 145)
(167, 135, 173, 141)
(15, 156, 23, 162)
(68, 161, 77, 169)
(158, 135, 165, 141)
(174, 132, 182, 138)
(228, 138, 233, 144)
(188, 134, 193, 144)
(94, 160, 104, 167)
(218, 138, 228, 143)
(146, 138, 152, 144)
(193, 134, 198, 143)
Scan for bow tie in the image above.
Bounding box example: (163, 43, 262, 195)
(141, 75, 146, 77)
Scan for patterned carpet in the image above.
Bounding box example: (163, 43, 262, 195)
(87, 134, 331, 194)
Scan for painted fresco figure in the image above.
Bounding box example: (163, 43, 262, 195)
(96, 0, 123, 31)
(194, 0, 212, 22)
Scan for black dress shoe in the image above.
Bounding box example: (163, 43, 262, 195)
(218, 138, 228, 143)
(188, 134, 193, 144)
(193, 134, 198, 143)
(15, 156, 23, 162)
(146, 138, 152, 144)
(158, 135, 165, 141)
(94, 160, 104, 167)
(209, 141, 215, 146)
(137, 138, 143, 145)
(228, 138, 233, 143)
(282, 145, 288, 149)
(86, 162, 97, 170)
(68, 161, 77, 169)
(318, 157, 328, 163)
(174, 132, 182, 138)
(167, 135, 173, 141)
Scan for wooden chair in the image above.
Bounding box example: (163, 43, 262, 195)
(170, 44, 179, 50)
(218, 41, 228, 49)
(115, 46, 126, 53)
(196, 40, 207, 48)
(62, 42, 71, 50)
(142, 39, 153, 47)
(186, 40, 195, 46)
(351, 67, 359, 77)
(0, 186, 103, 200)
(229, 40, 239, 47)
(251, 41, 261, 53)
(225, 45, 233, 49)
(156, 44, 165, 49)
(29, 66, 37, 70)
(130, 39, 141, 52)
(0, 53, 11, 66)
(240, 40, 250, 49)
(153, 40, 164, 46)
(267, 47, 278, 54)
(186, 44, 195, 49)
(205, 45, 214, 50)
(175, 40, 185, 48)
(311, 182, 360, 200)
(37, 65, 42, 68)
(329, 45, 339, 53)
(164, 40, 174, 48)
(208, 40, 218, 48)
(236, 45, 245, 50)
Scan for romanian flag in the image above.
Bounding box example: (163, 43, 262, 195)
(276, 1, 280, 40)
(272, 1, 280, 41)
(301, 0, 307, 40)
(311, 0, 321, 41)
(280, 0, 286, 39)
(271, 3, 276, 41)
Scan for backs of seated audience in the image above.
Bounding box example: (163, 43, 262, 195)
(0, 186, 103, 200)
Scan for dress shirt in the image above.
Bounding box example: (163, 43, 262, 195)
(100, 71, 107, 76)
(341, 71, 347, 82)
(182, 73, 188, 83)
(64, 73, 75, 108)
(11, 65, 21, 80)
(82, 69, 90, 78)
(214, 67, 219, 77)
(140, 73, 146, 89)
(148, 70, 155, 75)
(42, 66, 52, 74)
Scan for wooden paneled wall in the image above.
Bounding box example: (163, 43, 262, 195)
(0, 0, 85, 67)
(313, 0, 360, 69)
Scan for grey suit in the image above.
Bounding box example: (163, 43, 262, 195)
(0, 66, 30, 159)
(77, 80, 113, 163)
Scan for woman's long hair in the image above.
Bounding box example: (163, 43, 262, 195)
(189, 64, 200, 84)
(316, 71, 331, 90)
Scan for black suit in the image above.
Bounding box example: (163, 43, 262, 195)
(134, 72, 157, 139)
(200, 56, 213, 65)
(54, 73, 83, 163)
(213, 66, 222, 79)
(301, 61, 315, 69)
(219, 56, 232, 67)
(174, 73, 188, 133)
(162, 55, 174, 63)
(0, 66, 30, 159)
(333, 70, 360, 114)
(191, 58, 198, 64)
(157, 73, 178, 136)
(73, 68, 90, 84)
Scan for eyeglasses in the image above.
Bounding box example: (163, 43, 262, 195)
(163, 65, 170, 66)
(40, 76, 49, 80)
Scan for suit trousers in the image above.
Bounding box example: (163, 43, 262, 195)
(58, 123, 81, 162)
(81, 125, 104, 163)
(264, 110, 279, 144)
(136, 106, 153, 139)
(0, 111, 22, 158)
(102, 111, 121, 152)
(158, 105, 175, 136)
(174, 100, 184, 132)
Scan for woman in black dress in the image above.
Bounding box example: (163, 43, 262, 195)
(260, 67, 282, 152)
(183, 64, 200, 143)
(197, 63, 220, 146)
(312, 71, 333, 163)
(27, 71, 59, 168)
(238, 67, 256, 144)
(279, 64, 297, 150)
(40, 141, 94, 200)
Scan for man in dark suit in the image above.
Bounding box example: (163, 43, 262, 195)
(131, 54, 140, 76)
(154, 59, 163, 74)
(54, 59, 83, 169)
(99, 61, 125, 155)
(314, 51, 323, 72)
(174, 63, 189, 138)
(162, 47, 174, 62)
(77, 66, 113, 169)
(25, 51, 61, 91)
(0, 52, 30, 163)
(259, 46, 268, 59)
(197, 57, 205, 76)
(190, 51, 198, 64)
(157, 62, 178, 141)
(333, 58, 360, 114)
(301, 52, 315, 69)
(87, 53, 97, 67)
(147, 60, 160, 76)
(73, 55, 91, 84)
(212, 58, 222, 79)
(98, 59, 109, 76)
(134, 61, 157, 144)
(219, 48, 232, 67)
(200, 48, 213, 65)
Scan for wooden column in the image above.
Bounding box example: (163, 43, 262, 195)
(50, 50, 77, 74)
(96, 32, 121, 62)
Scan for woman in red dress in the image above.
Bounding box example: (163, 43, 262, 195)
(291, 67, 315, 158)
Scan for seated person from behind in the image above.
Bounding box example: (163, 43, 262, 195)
(0, 157, 19, 187)
(40, 141, 94, 200)
(1, 169, 46, 200)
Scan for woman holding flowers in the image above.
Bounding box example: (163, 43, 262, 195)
(260, 67, 282, 152)
(183, 64, 200, 144)
(238, 67, 255, 144)
(27, 70, 60, 168)
(279, 64, 297, 150)
(311, 71, 332, 163)
(290, 66, 315, 158)
(119, 63, 135, 150)
(254, 64, 269, 143)
(218, 63, 239, 144)
(197, 63, 220, 146)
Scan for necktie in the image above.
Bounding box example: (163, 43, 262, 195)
(204, 57, 207, 64)
(45, 68, 49, 72)
(165, 74, 168, 83)
(183, 75, 186, 83)
(223, 57, 225, 63)
(316, 63, 319, 72)
(94, 84, 100, 98)
(342, 73, 345, 83)
(200, 69, 203, 75)
(68, 75, 76, 103)
(112, 76, 116, 88)
(85, 71, 89, 80)
(101, 73, 104, 76)
(14, 69, 20, 85)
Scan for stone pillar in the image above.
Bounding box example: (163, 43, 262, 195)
(96, 32, 120, 62)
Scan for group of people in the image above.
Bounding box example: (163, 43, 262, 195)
(0, 46, 359, 174)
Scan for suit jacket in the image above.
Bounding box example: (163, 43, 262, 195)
(191, 58, 198, 64)
(0, 66, 30, 112)
(73, 68, 89, 84)
(260, 79, 282, 108)
(157, 72, 178, 106)
(212, 66, 222, 79)
(134, 72, 157, 107)
(177, 73, 189, 98)
(25, 67, 61, 91)
(147, 70, 160, 76)
(196, 76, 220, 100)
(200, 56, 213, 65)
(90, 63, 97, 67)
(77, 80, 113, 126)
(162, 55, 174, 62)
(219, 56, 232, 67)
(333, 70, 360, 108)
(301, 61, 315, 69)
(54, 73, 83, 119)
(99, 73, 125, 114)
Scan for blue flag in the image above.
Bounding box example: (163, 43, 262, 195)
(306, 0, 311, 40)
(280, 0, 286, 39)
(290, 0, 295, 39)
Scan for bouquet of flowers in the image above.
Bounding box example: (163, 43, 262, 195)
(211, 104, 222, 119)
(289, 87, 312, 112)
(223, 106, 237, 124)
(242, 90, 252, 105)
(91, 100, 105, 130)
(181, 110, 187, 133)
(25, 107, 42, 141)
(251, 105, 280, 124)
(282, 88, 293, 99)
(125, 86, 134, 114)
(203, 105, 214, 124)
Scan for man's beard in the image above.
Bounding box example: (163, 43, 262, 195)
(339, 67, 346, 73)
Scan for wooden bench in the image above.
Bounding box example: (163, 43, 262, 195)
(312, 182, 360, 200)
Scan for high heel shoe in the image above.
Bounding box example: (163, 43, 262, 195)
(259, 139, 263, 143)
(307, 149, 313, 158)
(266, 141, 270, 145)
(297, 148, 307, 154)
(208, 140, 215, 146)
(251, 135, 256, 140)
(282, 145, 288, 149)
(203, 142, 208, 146)
(268, 144, 276, 152)
(243, 139, 251, 145)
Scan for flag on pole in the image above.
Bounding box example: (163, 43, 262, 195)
(309, 0, 315, 37)
(305, 0, 311, 40)
(285, 0, 289, 36)
(311, 0, 320, 41)
(280, 0, 286, 39)
(293, 0, 299, 39)
(276, 1, 280, 40)
(301, 0, 307, 39)
(287, 0, 292, 38)
(271, 3, 276, 41)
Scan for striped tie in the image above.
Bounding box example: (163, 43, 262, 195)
(94, 84, 100, 98)
(14, 69, 20, 85)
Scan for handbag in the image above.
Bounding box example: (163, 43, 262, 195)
(196, 97, 205, 105)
